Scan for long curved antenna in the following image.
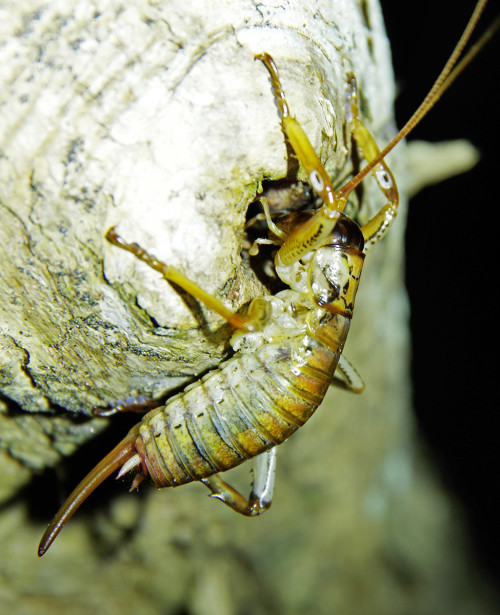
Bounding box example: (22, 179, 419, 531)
(338, 0, 493, 198)
(38, 424, 140, 556)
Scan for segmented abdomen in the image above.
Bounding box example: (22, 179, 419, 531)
(135, 322, 348, 488)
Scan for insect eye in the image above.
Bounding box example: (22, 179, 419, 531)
(309, 169, 325, 193)
(375, 168, 393, 189)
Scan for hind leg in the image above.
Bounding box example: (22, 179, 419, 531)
(201, 448, 277, 516)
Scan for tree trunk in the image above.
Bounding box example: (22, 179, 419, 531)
(0, 1, 496, 614)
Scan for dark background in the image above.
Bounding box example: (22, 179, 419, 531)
(382, 0, 499, 592)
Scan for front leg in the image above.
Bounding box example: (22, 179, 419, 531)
(345, 73, 399, 250)
(201, 448, 277, 516)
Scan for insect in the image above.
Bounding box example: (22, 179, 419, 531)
(38, 0, 493, 556)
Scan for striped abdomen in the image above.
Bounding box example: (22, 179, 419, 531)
(135, 320, 349, 488)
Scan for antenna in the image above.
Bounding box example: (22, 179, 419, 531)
(338, 0, 495, 198)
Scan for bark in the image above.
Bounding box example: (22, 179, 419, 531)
(0, 1, 496, 614)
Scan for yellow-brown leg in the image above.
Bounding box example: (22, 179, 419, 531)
(256, 54, 401, 261)
(106, 228, 269, 332)
(201, 448, 276, 516)
(255, 54, 346, 266)
(344, 74, 400, 250)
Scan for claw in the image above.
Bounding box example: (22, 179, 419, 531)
(38, 424, 141, 556)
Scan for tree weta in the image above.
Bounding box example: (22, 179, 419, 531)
(38, 0, 492, 556)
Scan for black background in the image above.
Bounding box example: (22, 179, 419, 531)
(382, 0, 499, 592)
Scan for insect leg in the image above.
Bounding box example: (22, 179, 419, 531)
(106, 228, 269, 331)
(256, 53, 346, 266)
(344, 74, 400, 250)
(330, 355, 365, 394)
(201, 448, 277, 516)
(258, 196, 288, 240)
(248, 196, 288, 256)
(92, 396, 164, 417)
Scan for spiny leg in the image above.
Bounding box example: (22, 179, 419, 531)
(201, 448, 277, 516)
(92, 395, 164, 418)
(255, 54, 346, 266)
(344, 74, 400, 250)
(330, 355, 365, 394)
(255, 54, 338, 208)
(106, 228, 270, 331)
